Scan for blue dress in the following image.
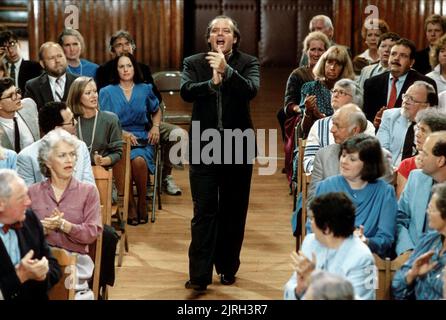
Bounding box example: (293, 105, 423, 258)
(99, 83, 159, 173)
(315, 175, 397, 258)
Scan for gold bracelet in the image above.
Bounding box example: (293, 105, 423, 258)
(153, 123, 160, 127)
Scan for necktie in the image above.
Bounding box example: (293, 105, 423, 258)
(1, 221, 23, 233)
(13, 116, 21, 153)
(54, 77, 64, 102)
(402, 121, 416, 160)
(9, 63, 16, 86)
(387, 77, 398, 108)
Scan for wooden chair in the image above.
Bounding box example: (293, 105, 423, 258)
(92, 166, 113, 299)
(112, 133, 131, 267)
(301, 173, 311, 245)
(373, 251, 411, 300)
(294, 138, 306, 250)
(48, 247, 77, 300)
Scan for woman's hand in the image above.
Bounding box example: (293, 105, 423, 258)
(41, 208, 64, 231)
(354, 225, 369, 245)
(304, 95, 317, 114)
(406, 250, 437, 285)
(148, 125, 160, 145)
(93, 152, 112, 167)
(291, 250, 316, 297)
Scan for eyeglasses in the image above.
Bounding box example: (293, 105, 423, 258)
(61, 118, 76, 126)
(402, 94, 427, 105)
(0, 41, 17, 51)
(331, 89, 352, 97)
(0, 88, 21, 101)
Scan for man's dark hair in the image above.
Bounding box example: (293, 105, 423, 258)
(310, 192, 356, 238)
(340, 134, 385, 182)
(377, 32, 401, 48)
(205, 15, 241, 50)
(0, 77, 14, 97)
(0, 30, 18, 45)
(109, 30, 136, 53)
(109, 53, 144, 84)
(432, 137, 446, 158)
(394, 38, 417, 60)
(432, 182, 446, 220)
(38, 101, 67, 135)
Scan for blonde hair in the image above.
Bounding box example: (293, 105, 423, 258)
(303, 31, 330, 53)
(312, 46, 355, 81)
(66, 76, 97, 117)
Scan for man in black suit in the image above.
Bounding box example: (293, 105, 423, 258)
(24, 42, 77, 110)
(0, 169, 60, 300)
(413, 14, 446, 75)
(363, 38, 437, 126)
(0, 30, 43, 92)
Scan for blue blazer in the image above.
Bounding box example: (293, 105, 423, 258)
(396, 169, 433, 255)
(376, 108, 411, 167)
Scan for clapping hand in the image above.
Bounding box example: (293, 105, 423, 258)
(41, 208, 64, 233)
(15, 250, 49, 283)
(206, 47, 226, 85)
(291, 250, 316, 296)
(373, 106, 387, 128)
(406, 250, 438, 285)
(354, 225, 368, 245)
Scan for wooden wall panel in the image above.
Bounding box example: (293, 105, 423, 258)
(28, 0, 183, 70)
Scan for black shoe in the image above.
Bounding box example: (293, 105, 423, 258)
(127, 217, 139, 226)
(220, 274, 236, 285)
(139, 215, 149, 224)
(185, 280, 207, 292)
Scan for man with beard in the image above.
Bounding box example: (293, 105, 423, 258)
(24, 42, 77, 110)
(363, 38, 437, 126)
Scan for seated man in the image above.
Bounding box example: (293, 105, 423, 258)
(396, 131, 446, 255)
(0, 169, 61, 300)
(17, 101, 94, 186)
(377, 81, 438, 168)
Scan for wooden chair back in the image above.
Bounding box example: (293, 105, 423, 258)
(373, 251, 411, 300)
(48, 247, 77, 300)
(295, 138, 306, 250)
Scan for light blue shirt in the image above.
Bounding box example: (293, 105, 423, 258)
(387, 72, 409, 105)
(0, 224, 21, 266)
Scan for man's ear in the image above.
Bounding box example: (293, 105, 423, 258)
(409, 58, 415, 68)
(438, 155, 446, 168)
(39, 60, 45, 69)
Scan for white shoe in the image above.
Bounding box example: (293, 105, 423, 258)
(163, 175, 182, 195)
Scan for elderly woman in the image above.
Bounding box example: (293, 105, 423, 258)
(27, 128, 102, 299)
(298, 45, 355, 139)
(358, 19, 390, 63)
(396, 109, 446, 198)
(427, 34, 446, 94)
(66, 76, 123, 167)
(284, 192, 375, 300)
(99, 52, 161, 225)
(302, 79, 375, 174)
(314, 134, 397, 258)
(392, 182, 446, 300)
(282, 31, 330, 181)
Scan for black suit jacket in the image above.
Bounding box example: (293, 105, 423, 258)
(24, 72, 78, 110)
(17, 60, 43, 93)
(413, 47, 432, 75)
(363, 69, 438, 121)
(0, 209, 61, 300)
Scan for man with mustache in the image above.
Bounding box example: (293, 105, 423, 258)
(24, 42, 78, 110)
(363, 38, 437, 127)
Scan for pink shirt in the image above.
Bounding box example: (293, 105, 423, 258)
(28, 177, 102, 254)
(397, 156, 418, 179)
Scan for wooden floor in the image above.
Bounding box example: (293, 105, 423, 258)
(108, 67, 295, 300)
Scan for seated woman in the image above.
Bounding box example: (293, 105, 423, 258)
(66, 76, 123, 167)
(426, 33, 446, 94)
(392, 182, 446, 300)
(314, 134, 397, 258)
(284, 192, 375, 300)
(99, 53, 161, 225)
(27, 128, 102, 300)
(396, 109, 446, 198)
(0, 144, 16, 169)
(357, 19, 389, 63)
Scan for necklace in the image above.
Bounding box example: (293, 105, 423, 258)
(67, 60, 83, 75)
(51, 184, 66, 203)
(78, 110, 98, 156)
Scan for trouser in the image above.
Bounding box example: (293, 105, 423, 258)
(188, 163, 253, 285)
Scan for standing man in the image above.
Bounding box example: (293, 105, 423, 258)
(181, 15, 260, 291)
(24, 42, 78, 110)
(0, 30, 43, 93)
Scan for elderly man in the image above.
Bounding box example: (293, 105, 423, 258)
(24, 42, 77, 110)
(0, 30, 42, 92)
(377, 81, 438, 167)
(0, 169, 60, 300)
(396, 131, 446, 255)
(0, 78, 39, 153)
(363, 38, 437, 124)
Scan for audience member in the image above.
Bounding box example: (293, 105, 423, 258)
(0, 30, 42, 92)
(0, 169, 60, 300)
(377, 81, 438, 167)
(413, 14, 446, 75)
(0, 77, 40, 152)
(17, 101, 94, 186)
(396, 131, 446, 255)
(28, 128, 101, 300)
(0, 57, 9, 78)
(284, 192, 375, 300)
(358, 19, 390, 63)
(0, 144, 16, 169)
(24, 42, 78, 109)
(363, 38, 437, 125)
(57, 29, 98, 78)
(393, 182, 446, 299)
(303, 270, 355, 300)
(426, 33, 446, 93)
(66, 76, 122, 166)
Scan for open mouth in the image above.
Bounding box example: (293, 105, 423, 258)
(216, 39, 225, 47)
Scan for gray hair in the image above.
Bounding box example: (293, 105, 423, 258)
(0, 169, 22, 201)
(303, 31, 330, 53)
(38, 128, 79, 178)
(309, 15, 333, 31)
(338, 103, 368, 133)
(416, 108, 446, 131)
(306, 271, 354, 300)
(334, 79, 364, 108)
(411, 80, 438, 107)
